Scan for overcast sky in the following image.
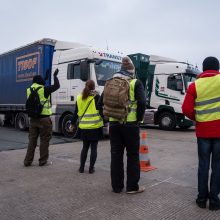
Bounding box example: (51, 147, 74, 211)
(1, 0, 220, 69)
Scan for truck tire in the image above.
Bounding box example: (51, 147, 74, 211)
(158, 112, 176, 130)
(61, 114, 77, 138)
(15, 113, 29, 131)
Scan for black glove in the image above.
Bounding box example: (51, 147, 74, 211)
(44, 69, 50, 81)
(53, 68, 59, 77)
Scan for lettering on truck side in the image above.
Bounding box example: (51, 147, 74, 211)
(92, 50, 122, 61)
(16, 52, 40, 82)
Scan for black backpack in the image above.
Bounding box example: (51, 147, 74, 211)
(25, 87, 45, 118)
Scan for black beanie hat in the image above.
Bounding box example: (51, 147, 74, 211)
(32, 75, 45, 85)
(202, 57, 219, 71)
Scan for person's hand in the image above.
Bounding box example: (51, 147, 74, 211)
(69, 124, 75, 132)
(44, 69, 50, 80)
(53, 68, 59, 77)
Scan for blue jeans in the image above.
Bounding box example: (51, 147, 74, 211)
(197, 138, 220, 201)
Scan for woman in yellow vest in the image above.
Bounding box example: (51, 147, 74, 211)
(72, 80, 103, 173)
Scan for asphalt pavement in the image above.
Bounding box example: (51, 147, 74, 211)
(0, 126, 76, 151)
(0, 127, 220, 219)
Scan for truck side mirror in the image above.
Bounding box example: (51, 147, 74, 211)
(80, 61, 89, 81)
(176, 81, 185, 94)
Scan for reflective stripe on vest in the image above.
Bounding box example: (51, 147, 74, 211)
(77, 94, 103, 129)
(195, 74, 220, 122)
(110, 79, 137, 122)
(27, 83, 52, 116)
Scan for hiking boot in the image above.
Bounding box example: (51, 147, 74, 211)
(112, 188, 123, 193)
(78, 167, 84, 173)
(24, 161, 32, 167)
(126, 186, 145, 194)
(196, 198, 207, 209)
(89, 167, 95, 174)
(209, 200, 220, 211)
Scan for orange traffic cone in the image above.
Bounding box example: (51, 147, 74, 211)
(139, 131, 157, 172)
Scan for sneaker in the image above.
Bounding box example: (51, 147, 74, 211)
(196, 198, 207, 209)
(209, 200, 220, 211)
(39, 161, 52, 166)
(126, 186, 145, 194)
(89, 167, 95, 174)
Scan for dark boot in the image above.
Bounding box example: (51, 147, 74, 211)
(209, 200, 220, 211)
(79, 166, 84, 173)
(24, 161, 32, 167)
(89, 167, 95, 174)
(196, 198, 207, 209)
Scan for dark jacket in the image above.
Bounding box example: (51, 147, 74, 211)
(32, 75, 60, 118)
(32, 74, 60, 98)
(44, 75, 60, 98)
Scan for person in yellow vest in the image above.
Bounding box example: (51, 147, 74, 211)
(98, 57, 146, 194)
(182, 57, 220, 211)
(24, 69, 60, 167)
(72, 80, 103, 173)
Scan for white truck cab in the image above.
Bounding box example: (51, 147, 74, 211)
(129, 53, 200, 130)
(51, 40, 122, 136)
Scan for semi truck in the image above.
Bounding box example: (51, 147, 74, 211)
(129, 53, 200, 130)
(0, 38, 122, 137)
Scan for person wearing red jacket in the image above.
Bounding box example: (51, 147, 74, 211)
(182, 57, 220, 211)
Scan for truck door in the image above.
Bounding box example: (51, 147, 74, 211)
(67, 63, 85, 103)
(166, 73, 185, 110)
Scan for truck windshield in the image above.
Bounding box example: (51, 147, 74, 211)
(95, 60, 121, 86)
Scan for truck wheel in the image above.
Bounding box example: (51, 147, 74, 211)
(158, 112, 176, 130)
(61, 114, 77, 138)
(15, 113, 28, 131)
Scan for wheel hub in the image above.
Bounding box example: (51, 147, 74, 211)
(162, 116, 171, 127)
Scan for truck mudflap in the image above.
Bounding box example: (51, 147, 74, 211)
(143, 109, 157, 124)
(176, 114, 194, 129)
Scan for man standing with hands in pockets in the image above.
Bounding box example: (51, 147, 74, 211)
(182, 57, 220, 211)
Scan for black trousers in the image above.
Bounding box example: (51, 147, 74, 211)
(109, 123, 140, 191)
(80, 140, 98, 169)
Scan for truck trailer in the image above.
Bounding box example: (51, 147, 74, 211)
(0, 38, 122, 137)
(129, 53, 200, 130)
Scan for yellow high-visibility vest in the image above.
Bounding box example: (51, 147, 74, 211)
(77, 94, 103, 129)
(110, 79, 137, 122)
(195, 74, 220, 122)
(27, 83, 52, 116)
